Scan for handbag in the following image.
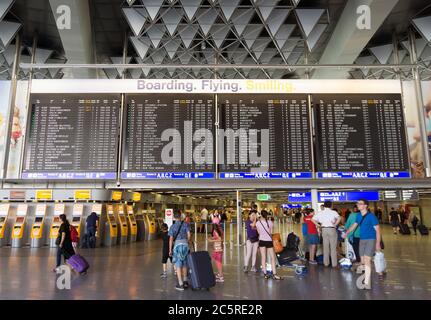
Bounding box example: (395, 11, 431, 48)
(55, 235, 61, 246)
(272, 233, 283, 254)
(249, 235, 259, 243)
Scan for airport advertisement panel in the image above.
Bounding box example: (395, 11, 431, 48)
(0, 81, 11, 176)
(402, 81, 425, 178)
(421, 81, 431, 168)
(6, 81, 28, 179)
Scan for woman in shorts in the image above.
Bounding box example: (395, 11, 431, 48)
(256, 210, 282, 280)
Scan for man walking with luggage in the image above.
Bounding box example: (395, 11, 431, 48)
(344, 199, 382, 290)
(312, 201, 341, 268)
(169, 212, 191, 291)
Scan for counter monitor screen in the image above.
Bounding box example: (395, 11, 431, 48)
(314, 94, 410, 178)
(108, 215, 116, 223)
(16, 217, 24, 223)
(34, 217, 43, 223)
(22, 94, 121, 180)
(72, 217, 80, 222)
(122, 94, 215, 179)
(0, 217, 5, 223)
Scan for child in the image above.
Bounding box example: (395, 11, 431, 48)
(210, 222, 224, 283)
(160, 223, 173, 278)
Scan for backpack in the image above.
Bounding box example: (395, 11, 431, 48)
(70, 225, 79, 243)
(286, 232, 300, 250)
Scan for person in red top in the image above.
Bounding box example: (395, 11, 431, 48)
(303, 208, 320, 265)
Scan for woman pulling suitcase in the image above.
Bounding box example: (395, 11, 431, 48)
(53, 214, 75, 272)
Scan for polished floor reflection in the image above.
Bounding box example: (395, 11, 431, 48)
(0, 225, 430, 300)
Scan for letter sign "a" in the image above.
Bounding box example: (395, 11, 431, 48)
(56, 5, 71, 30)
(356, 5, 371, 30)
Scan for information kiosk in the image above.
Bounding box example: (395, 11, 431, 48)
(11, 204, 28, 248)
(91, 203, 103, 247)
(104, 204, 118, 246)
(143, 209, 158, 241)
(71, 203, 84, 245)
(135, 210, 146, 241)
(115, 204, 128, 244)
(30, 204, 47, 248)
(126, 205, 137, 242)
(49, 203, 65, 247)
(0, 204, 11, 247)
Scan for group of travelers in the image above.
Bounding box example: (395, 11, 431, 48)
(160, 198, 389, 291)
(389, 206, 420, 235)
(161, 210, 226, 291)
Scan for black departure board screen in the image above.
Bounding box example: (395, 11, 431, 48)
(122, 94, 215, 179)
(22, 94, 121, 179)
(314, 94, 410, 179)
(219, 94, 312, 179)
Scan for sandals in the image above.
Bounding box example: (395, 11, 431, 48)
(264, 273, 282, 280)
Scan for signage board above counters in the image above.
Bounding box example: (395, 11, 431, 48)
(288, 191, 380, 203)
(383, 190, 419, 201)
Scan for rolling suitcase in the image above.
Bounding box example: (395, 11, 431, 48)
(399, 223, 411, 235)
(418, 225, 429, 235)
(187, 251, 215, 290)
(67, 254, 90, 274)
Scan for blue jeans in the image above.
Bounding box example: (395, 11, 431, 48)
(56, 247, 63, 267)
(87, 227, 96, 248)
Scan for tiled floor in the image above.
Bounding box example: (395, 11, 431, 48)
(0, 225, 430, 300)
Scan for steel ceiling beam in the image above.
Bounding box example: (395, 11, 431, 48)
(20, 62, 417, 69)
(312, 0, 400, 79)
(49, 0, 96, 78)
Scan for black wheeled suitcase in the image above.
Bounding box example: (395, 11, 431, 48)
(418, 225, 429, 235)
(187, 251, 216, 290)
(399, 223, 411, 235)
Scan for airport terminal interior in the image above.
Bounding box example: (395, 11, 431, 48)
(0, 0, 431, 300)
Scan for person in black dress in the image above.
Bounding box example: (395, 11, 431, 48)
(53, 214, 75, 272)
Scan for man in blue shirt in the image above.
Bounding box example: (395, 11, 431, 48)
(344, 199, 381, 290)
(168, 212, 191, 291)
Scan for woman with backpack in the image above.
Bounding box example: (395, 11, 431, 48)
(256, 210, 282, 280)
(53, 214, 75, 272)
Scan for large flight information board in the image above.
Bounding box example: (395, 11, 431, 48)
(219, 94, 312, 179)
(22, 94, 121, 179)
(122, 94, 215, 179)
(314, 94, 410, 179)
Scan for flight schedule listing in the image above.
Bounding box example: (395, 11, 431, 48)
(122, 94, 215, 179)
(314, 94, 410, 179)
(22, 94, 121, 179)
(219, 94, 312, 179)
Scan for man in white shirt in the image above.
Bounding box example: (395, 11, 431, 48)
(312, 201, 341, 268)
(200, 207, 208, 233)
